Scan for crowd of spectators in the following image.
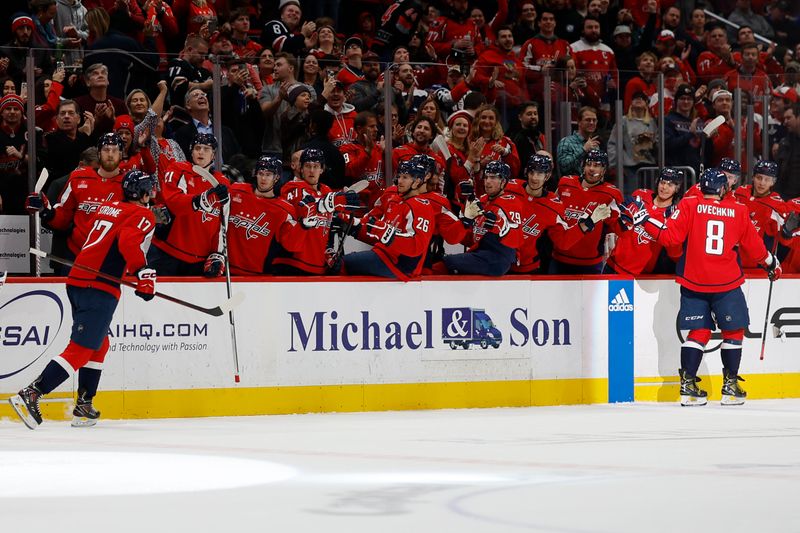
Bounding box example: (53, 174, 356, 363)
(1, 0, 800, 278)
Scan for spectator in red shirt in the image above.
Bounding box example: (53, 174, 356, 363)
(470, 26, 527, 108)
(696, 24, 738, 83)
(229, 7, 261, 59)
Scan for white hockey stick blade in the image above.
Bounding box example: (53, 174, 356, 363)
(345, 180, 370, 194)
(217, 292, 245, 315)
(0, 271, 7, 290)
(34, 168, 49, 194)
(432, 134, 452, 160)
(29, 247, 46, 258)
(702, 115, 726, 137)
(192, 164, 219, 186)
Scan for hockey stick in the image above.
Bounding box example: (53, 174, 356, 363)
(192, 164, 241, 383)
(759, 275, 774, 361)
(344, 179, 370, 194)
(698, 115, 725, 173)
(29, 248, 242, 317)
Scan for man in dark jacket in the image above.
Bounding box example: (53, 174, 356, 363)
(664, 84, 704, 176)
(301, 109, 346, 190)
(776, 103, 800, 200)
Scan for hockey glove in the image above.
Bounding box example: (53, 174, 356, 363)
(580, 203, 611, 233)
(318, 191, 361, 213)
(298, 195, 319, 229)
(151, 205, 172, 225)
(25, 192, 55, 221)
(482, 210, 498, 231)
(192, 184, 229, 213)
(761, 253, 782, 282)
(365, 217, 397, 245)
(781, 212, 800, 240)
(459, 197, 483, 226)
(203, 252, 226, 277)
(135, 268, 157, 301)
(458, 179, 474, 199)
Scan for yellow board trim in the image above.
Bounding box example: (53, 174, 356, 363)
(1, 378, 608, 421)
(634, 372, 800, 402)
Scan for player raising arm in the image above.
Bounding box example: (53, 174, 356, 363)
(9, 171, 158, 430)
(631, 168, 781, 407)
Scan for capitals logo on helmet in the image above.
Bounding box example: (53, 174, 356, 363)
(484, 160, 511, 181)
(526, 154, 553, 175)
(189, 133, 218, 152)
(97, 132, 124, 152)
(584, 149, 608, 168)
(255, 155, 282, 176)
(300, 148, 325, 166)
(409, 154, 437, 177)
(122, 170, 157, 202)
(753, 160, 778, 179)
(699, 168, 729, 196)
(718, 157, 741, 176)
(398, 159, 427, 181)
(659, 167, 684, 184)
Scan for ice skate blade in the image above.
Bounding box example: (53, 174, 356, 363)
(680, 394, 708, 406)
(720, 395, 745, 406)
(71, 416, 98, 428)
(8, 396, 40, 430)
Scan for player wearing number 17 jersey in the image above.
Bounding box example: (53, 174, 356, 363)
(9, 170, 158, 430)
(633, 168, 781, 407)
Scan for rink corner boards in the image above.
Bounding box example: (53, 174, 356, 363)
(2, 275, 800, 421)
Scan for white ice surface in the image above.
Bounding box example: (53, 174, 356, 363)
(2, 400, 800, 533)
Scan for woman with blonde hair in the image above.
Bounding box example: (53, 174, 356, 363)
(466, 104, 521, 195)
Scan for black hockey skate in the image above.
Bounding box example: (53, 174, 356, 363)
(71, 391, 100, 427)
(721, 370, 746, 406)
(8, 386, 43, 430)
(679, 368, 707, 406)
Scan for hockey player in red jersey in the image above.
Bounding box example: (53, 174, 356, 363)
(148, 133, 230, 276)
(10, 170, 158, 430)
(276, 148, 359, 275)
(550, 149, 623, 274)
(227, 156, 308, 275)
(508, 154, 609, 274)
(733, 160, 789, 269)
(632, 168, 782, 407)
(684, 157, 740, 199)
(436, 161, 523, 276)
(344, 158, 436, 279)
(26, 133, 127, 273)
(605, 168, 684, 275)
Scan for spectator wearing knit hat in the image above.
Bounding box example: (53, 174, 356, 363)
(0, 13, 54, 84)
(0, 94, 29, 214)
(280, 84, 313, 162)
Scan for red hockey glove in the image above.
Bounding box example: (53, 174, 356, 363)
(318, 191, 361, 213)
(192, 184, 229, 213)
(365, 217, 397, 245)
(298, 195, 320, 228)
(761, 253, 782, 282)
(135, 268, 157, 301)
(25, 192, 54, 221)
(203, 252, 226, 277)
